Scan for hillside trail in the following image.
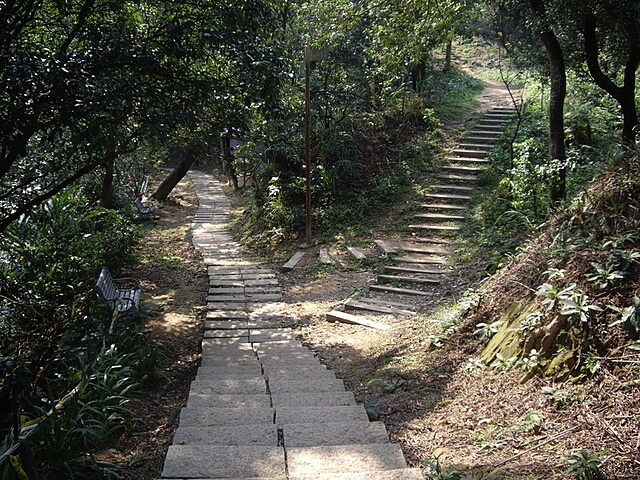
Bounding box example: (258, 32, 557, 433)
(119, 76, 525, 479)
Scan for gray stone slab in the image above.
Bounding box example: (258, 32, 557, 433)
(187, 393, 271, 408)
(199, 356, 259, 368)
(207, 302, 248, 311)
(282, 421, 390, 447)
(189, 378, 267, 395)
(268, 378, 345, 394)
(271, 391, 356, 408)
(250, 330, 299, 343)
(202, 338, 253, 348)
(265, 369, 336, 382)
(203, 329, 249, 339)
(207, 311, 249, 320)
(196, 364, 263, 376)
(172, 424, 277, 446)
(204, 320, 250, 330)
(275, 405, 368, 426)
(161, 445, 285, 479)
(289, 469, 424, 480)
(286, 444, 407, 476)
(178, 406, 274, 427)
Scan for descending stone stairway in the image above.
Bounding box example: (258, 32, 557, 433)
(160, 171, 422, 479)
(346, 107, 515, 314)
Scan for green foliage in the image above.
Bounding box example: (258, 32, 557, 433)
(31, 345, 138, 478)
(608, 296, 640, 340)
(0, 186, 138, 359)
(423, 456, 471, 480)
(564, 449, 605, 480)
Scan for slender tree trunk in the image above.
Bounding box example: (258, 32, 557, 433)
(582, 14, 639, 147)
(152, 148, 197, 201)
(444, 39, 453, 71)
(99, 155, 115, 208)
(530, 0, 566, 207)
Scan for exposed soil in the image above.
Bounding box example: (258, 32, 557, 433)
(114, 83, 640, 480)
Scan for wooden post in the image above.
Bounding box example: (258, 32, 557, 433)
(304, 46, 328, 245)
(305, 47, 312, 244)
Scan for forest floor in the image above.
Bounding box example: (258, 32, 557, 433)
(113, 79, 640, 480)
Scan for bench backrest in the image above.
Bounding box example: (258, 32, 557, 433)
(95, 267, 118, 309)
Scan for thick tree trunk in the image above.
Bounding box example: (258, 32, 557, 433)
(583, 15, 639, 147)
(530, 0, 566, 207)
(151, 149, 197, 201)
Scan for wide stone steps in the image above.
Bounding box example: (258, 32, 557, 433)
(161, 171, 417, 480)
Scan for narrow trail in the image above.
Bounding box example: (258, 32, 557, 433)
(160, 172, 422, 479)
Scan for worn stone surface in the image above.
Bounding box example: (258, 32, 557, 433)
(270, 391, 356, 408)
(161, 445, 285, 479)
(288, 469, 424, 480)
(282, 421, 389, 447)
(178, 406, 275, 427)
(172, 424, 277, 446)
(275, 405, 368, 426)
(286, 444, 408, 476)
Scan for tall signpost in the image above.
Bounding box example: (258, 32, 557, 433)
(304, 46, 327, 244)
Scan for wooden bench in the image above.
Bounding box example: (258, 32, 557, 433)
(95, 267, 142, 313)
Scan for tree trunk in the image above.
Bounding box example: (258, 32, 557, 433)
(582, 14, 639, 147)
(151, 149, 197, 201)
(444, 39, 453, 71)
(99, 155, 115, 208)
(530, 0, 566, 207)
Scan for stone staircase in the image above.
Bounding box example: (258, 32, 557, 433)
(345, 107, 515, 314)
(159, 171, 422, 479)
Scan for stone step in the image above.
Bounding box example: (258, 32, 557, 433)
(178, 406, 275, 427)
(385, 265, 446, 275)
(420, 203, 468, 211)
(457, 143, 494, 151)
(344, 299, 415, 316)
(436, 173, 479, 182)
(282, 421, 390, 447)
(189, 378, 267, 395)
(369, 284, 433, 296)
(186, 393, 271, 408)
(451, 149, 487, 159)
(268, 378, 345, 394)
(161, 445, 285, 479)
(444, 156, 489, 164)
(352, 297, 419, 311)
(395, 256, 448, 265)
(408, 224, 461, 231)
(432, 184, 474, 192)
(289, 469, 424, 480)
(463, 135, 499, 144)
(441, 165, 485, 174)
(374, 239, 398, 255)
(270, 391, 357, 408)
(413, 212, 464, 222)
(395, 243, 452, 255)
(423, 192, 472, 201)
(266, 369, 337, 382)
(474, 123, 504, 132)
(172, 423, 278, 446)
(286, 444, 408, 476)
(378, 274, 441, 286)
(275, 405, 369, 427)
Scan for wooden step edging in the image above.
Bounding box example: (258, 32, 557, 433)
(282, 251, 305, 272)
(326, 310, 391, 330)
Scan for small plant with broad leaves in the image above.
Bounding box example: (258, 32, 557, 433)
(564, 449, 605, 480)
(608, 295, 640, 340)
(490, 353, 517, 373)
(542, 386, 571, 405)
(473, 320, 503, 339)
(422, 456, 471, 480)
(560, 292, 603, 323)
